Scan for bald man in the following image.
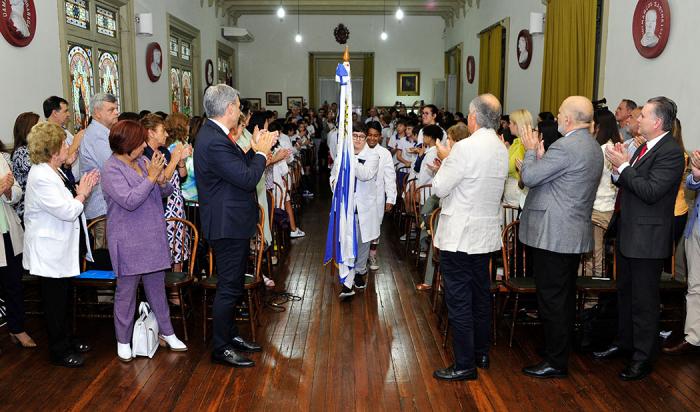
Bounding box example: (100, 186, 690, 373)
(518, 96, 603, 378)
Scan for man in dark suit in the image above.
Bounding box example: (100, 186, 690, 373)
(599, 96, 685, 380)
(195, 84, 275, 367)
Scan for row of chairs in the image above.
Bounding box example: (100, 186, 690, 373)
(424, 210, 688, 348)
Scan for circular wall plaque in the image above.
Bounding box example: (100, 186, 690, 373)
(146, 42, 162, 82)
(466, 56, 475, 84)
(632, 0, 671, 59)
(516, 30, 533, 69)
(205, 59, 214, 86)
(0, 0, 37, 47)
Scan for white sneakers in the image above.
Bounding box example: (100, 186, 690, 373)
(117, 342, 132, 362)
(368, 255, 380, 270)
(290, 228, 306, 238)
(159, 334, 188, 351)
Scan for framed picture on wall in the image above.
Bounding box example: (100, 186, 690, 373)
(266, 92, 282, 106)
(245, 98, 262, 111)
(397, 72, 420, 96)
(287, 96, 303, 110)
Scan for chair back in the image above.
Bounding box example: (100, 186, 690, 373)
(502, 204, 520, 228)
(412, 184, 433, 217)
(403, 177, 417, 216)
(165, 217, 199, 280)
(272, 182, 286, 208)
(83, 217, 111, 272)
(207, 222, 265, 285)
(428, 207, 441, 263)
(501, 220, 529, 282)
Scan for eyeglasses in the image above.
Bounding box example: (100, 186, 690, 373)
(352, 134, 367, 140)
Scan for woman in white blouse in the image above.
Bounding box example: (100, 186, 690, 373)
(587, 109, 621, 276)
(23, 122, 99, 368)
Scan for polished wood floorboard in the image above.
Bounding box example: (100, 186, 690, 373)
(1, 184, 699, 411)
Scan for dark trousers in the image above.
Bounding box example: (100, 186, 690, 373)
(210, 237, 249, 353)
(40, 277, 72, 360)
(441, 250, 491, 370)
(614, 249, 664, 362)
(532, 247, 580, 370)
(0, 233, 25, 334)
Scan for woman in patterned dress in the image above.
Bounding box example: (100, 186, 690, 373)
(10, 112, 40, 222)
(140, 114, 190, 273)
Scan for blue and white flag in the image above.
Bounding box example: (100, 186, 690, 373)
(324, 61, 357, 284)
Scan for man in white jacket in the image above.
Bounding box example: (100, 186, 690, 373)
(365, 121, 397, 271)
(330, 122, 380, 299)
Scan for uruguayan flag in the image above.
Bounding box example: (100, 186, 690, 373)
(324, 61, 357, 284)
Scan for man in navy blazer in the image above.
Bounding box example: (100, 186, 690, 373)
(195, 84, 275, 367)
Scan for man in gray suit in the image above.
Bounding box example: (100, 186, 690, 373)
(518, 96, 603, 378)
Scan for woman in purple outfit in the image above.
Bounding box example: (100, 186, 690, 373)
(100, 120, 187, 362)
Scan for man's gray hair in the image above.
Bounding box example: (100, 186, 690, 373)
(90, 92, 117, 113)
(469, 94, 501, 130)
(204, 84, 240, 118)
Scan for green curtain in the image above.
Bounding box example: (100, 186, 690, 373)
(362, 53, 374, 112)
(477, 25, 503, 101)
(540, 0, 597, 114)
(309, 53, 316, 109)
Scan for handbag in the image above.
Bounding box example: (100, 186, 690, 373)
(131, 302, 159, 358)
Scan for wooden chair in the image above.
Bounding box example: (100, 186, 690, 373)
(500, 220, 538, 347)
(502, 204, 520, 228)
(393, 166, 410, 226)
(72, 217, 116, 332)
(411, 184, 433, 266)
(202, 222, 265, 341)
(576, 221, 617, 315)
(428, 207, 442, 313)
(271, 181, 288, 256)
(164, 217, 199, 341)
(401, 177, 417, 255)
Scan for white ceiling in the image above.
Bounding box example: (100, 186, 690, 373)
(216, 0, 481, 25)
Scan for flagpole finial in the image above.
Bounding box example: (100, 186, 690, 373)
(343, 46, 350, 62)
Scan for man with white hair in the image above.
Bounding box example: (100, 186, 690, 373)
(195, 84, 276, 367)
(79, 92, 119, 247)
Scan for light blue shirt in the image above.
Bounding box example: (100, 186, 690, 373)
(79, 121, 112, 219)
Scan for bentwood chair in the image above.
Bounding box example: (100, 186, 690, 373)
(500, 220, 538, 347)
(202, 222, 265, 341)
(164, 217, 199, 341)
(411, 184, 433, 266)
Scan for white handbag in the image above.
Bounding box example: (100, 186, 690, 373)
(132, 302, 159, 358)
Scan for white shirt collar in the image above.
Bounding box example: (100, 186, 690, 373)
(209, 118, 230, 136)
(642, 131, 669, 150)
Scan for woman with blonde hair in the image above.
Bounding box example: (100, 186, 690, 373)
(503, 109, 533, 207)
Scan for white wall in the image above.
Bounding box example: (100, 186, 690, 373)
(603, 0, 700, 149)
(444, 0, 546, 116)
(0, 1, 62, 145)
(133, 0, 233, 113)
(235, 14, 445, 109)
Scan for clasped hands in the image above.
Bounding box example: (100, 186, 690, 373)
(690, 150, 700, 180)
(520, 126, 545, 160)
(604, 142, 632, 174)
(251, 125, 278, 156)
(0, 172, 14, 198)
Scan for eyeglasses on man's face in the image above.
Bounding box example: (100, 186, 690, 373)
(352, 133, 367, 141)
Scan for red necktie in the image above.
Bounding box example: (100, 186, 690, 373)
(632, 143, 648, 166)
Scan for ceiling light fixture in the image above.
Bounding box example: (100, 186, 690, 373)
(395, 0, 404, 21)
(276, 4, 285, 20)
(295, 0, 302, 43)
(380, 0, 388, 40)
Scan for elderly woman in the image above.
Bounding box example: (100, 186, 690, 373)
(23, 122, 99, 367)
(141, 114, 190, 273)
(100, 120, 186, 362)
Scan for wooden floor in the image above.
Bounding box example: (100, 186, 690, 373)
(1, 181, 699, 411)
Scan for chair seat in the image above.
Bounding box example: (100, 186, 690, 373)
(576, 277, 616, 292)
(660, 279, 687, 290)
(201, 274, 259, 289)
(504, 277, 536, 292)
(490, 280, 500, 292)
(165, 271, 192, 286)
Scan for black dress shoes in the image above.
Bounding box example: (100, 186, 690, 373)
(73, 342, 92, 353)
(51, 352, 85, 368)
(619, 361, 652, 381)
(592, 345, 627, 360)
(231, 336, 262, 353)
(475, 354, 490, 369)
(522, 361, 568, 379)
(212, 348, 255, 367)
(433, 365, 477, 381)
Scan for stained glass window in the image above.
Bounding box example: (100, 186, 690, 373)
(96, 6, 117, 38)
(170, 68, 181, 114)
(180, 41, 191, 61)
(98, 51, 120, 110)
(169, 36, 178, 57)
(65, 0, 89, 30)
(68, 44, 95, 132)
(181, 70, 192, 116)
